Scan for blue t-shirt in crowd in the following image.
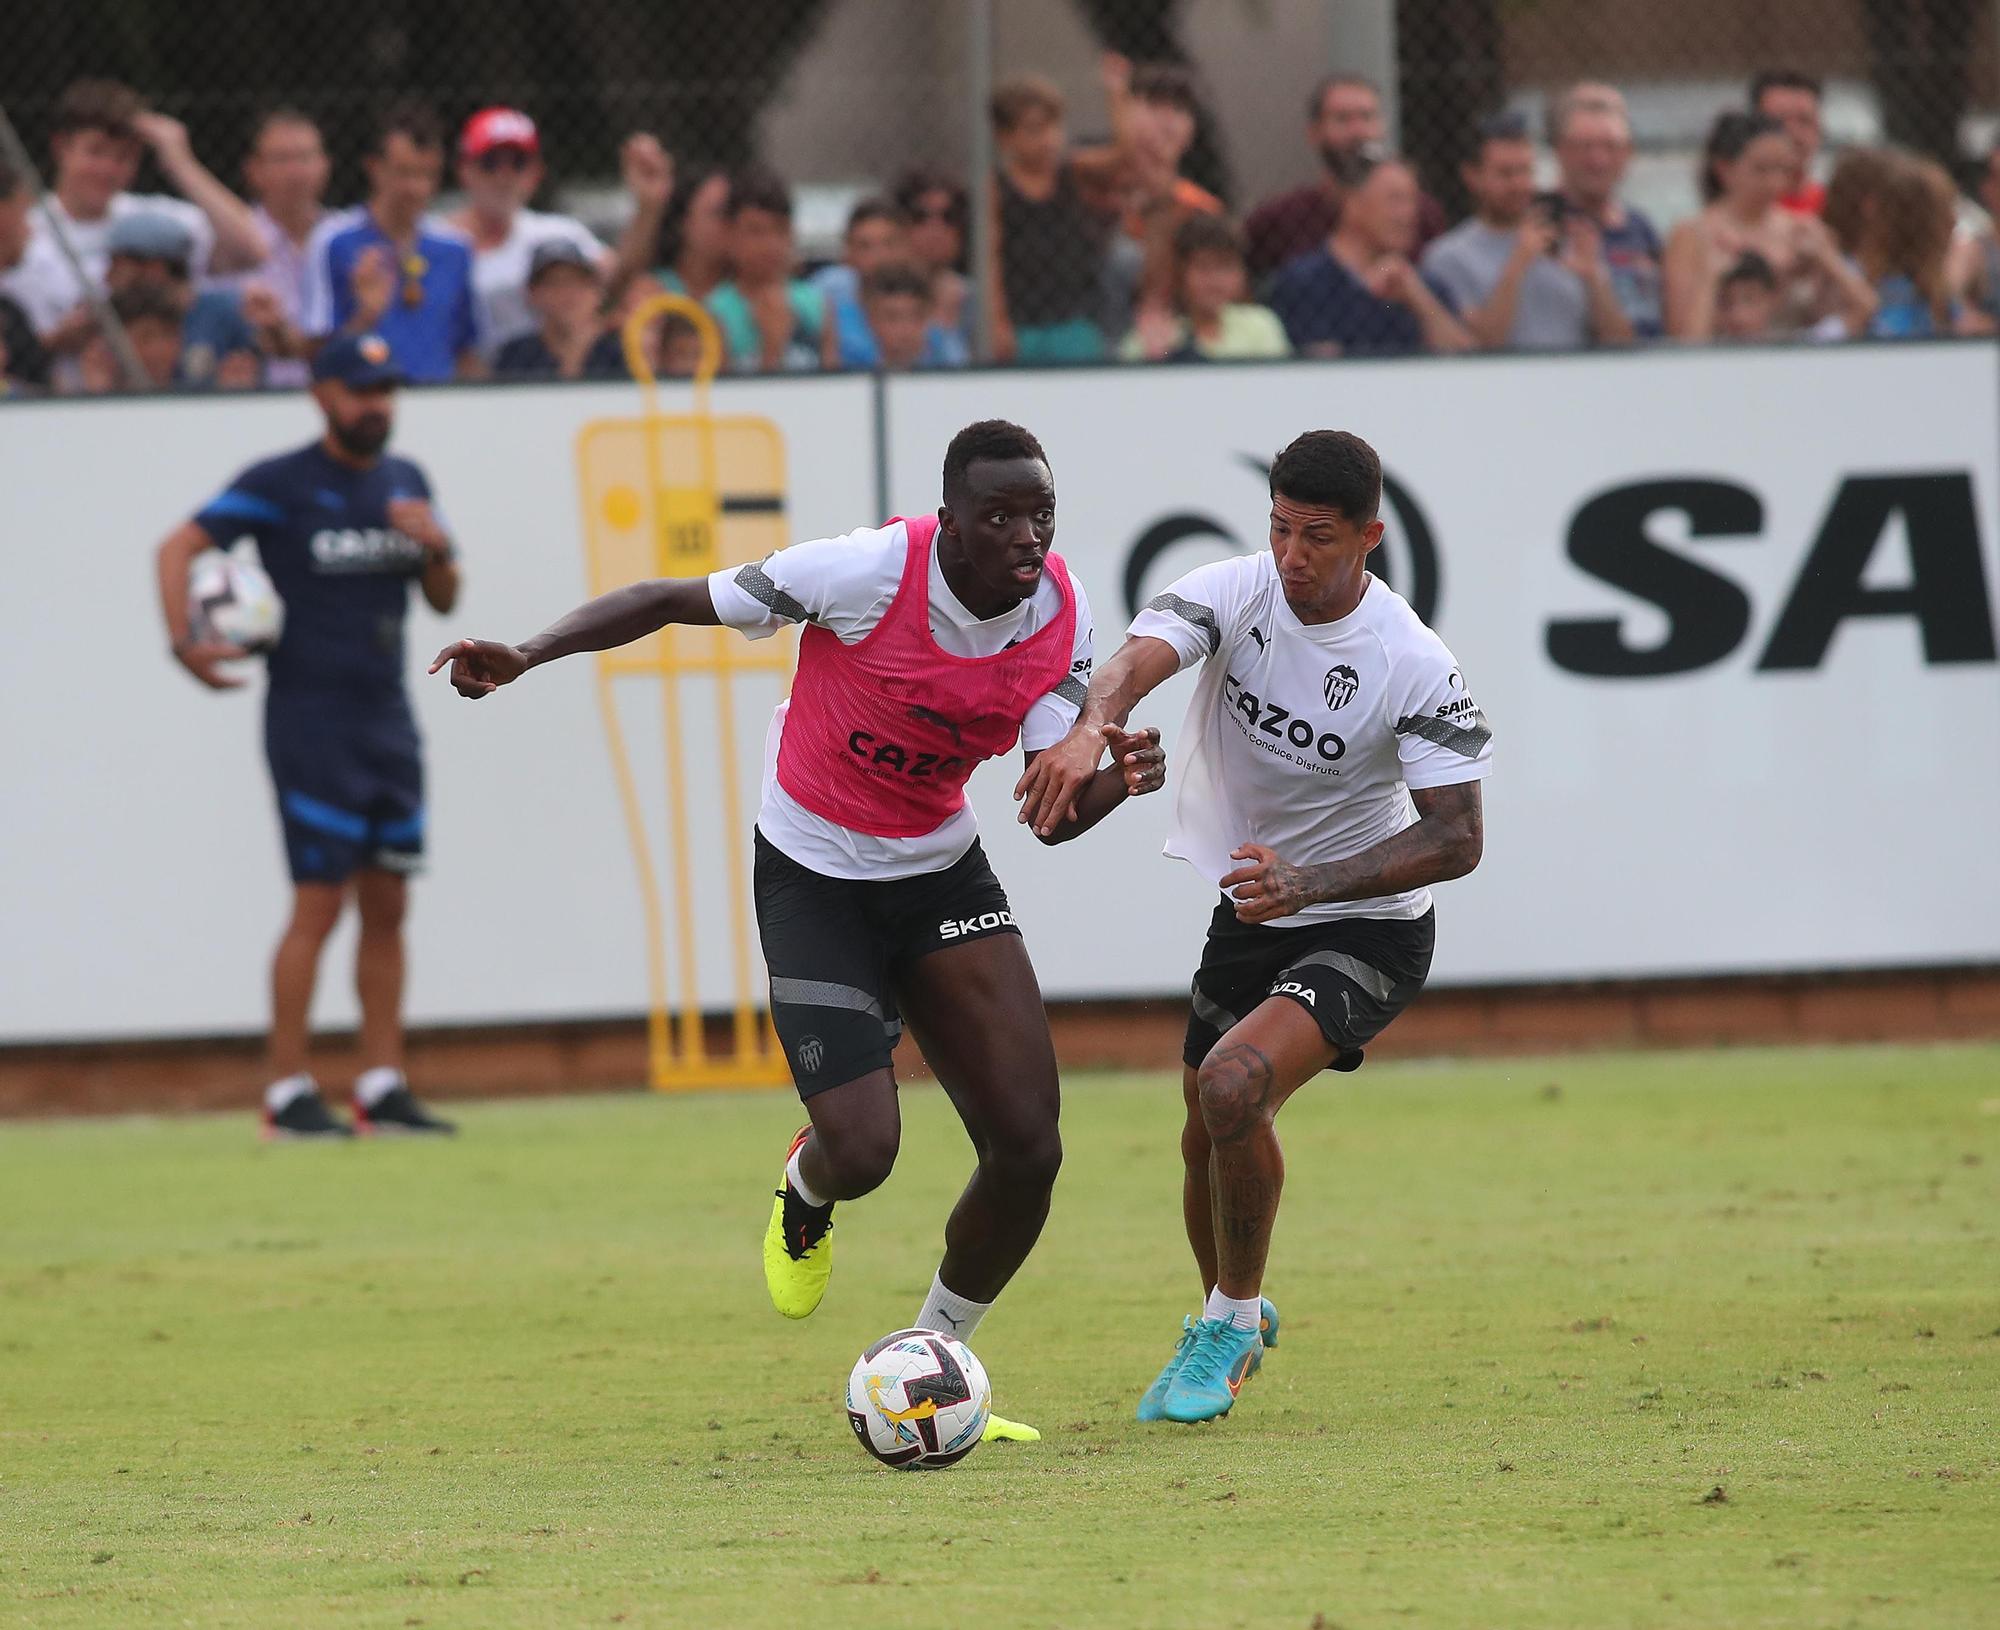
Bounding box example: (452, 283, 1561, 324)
(1870, 273, 1950, 339)
(180, 289, 260, 387)
(302, 208, 480, 382)
(1264, 245, 1429, 357)
(191, 441, 436, 695)
(1599, 206, 1665, 339)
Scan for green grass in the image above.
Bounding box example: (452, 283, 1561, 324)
(3, 1045, 1997, 1629)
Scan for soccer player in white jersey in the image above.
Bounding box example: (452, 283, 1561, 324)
(1017, 429, 1490, 1423)
(432, 421, 1165, 1443)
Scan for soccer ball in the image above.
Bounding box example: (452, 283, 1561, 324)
(187, 541, 283, 653)
(845, 1328, 991, 1469)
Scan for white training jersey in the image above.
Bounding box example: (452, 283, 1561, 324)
(1128, 553, 1491, 925)
(706, 520, 1094, 880)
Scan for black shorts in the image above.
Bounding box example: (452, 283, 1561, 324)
(1184, 899, 1435, 1074)
(265, 690, 424, 885)
(754, 830, 1021, 1098)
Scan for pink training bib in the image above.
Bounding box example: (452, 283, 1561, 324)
(775, 514, 1076, 839)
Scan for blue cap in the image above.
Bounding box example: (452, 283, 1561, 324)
(106, 211, 195, 268)
(312, 332, 405, 387)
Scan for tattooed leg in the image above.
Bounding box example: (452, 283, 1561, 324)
(1193, 998, 1336, 1299)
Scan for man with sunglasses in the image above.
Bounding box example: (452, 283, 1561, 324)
(300, 101, 483, 383)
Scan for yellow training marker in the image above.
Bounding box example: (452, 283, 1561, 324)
(574, 293, 792, 1091)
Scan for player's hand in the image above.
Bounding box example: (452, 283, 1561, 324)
(350, 246, 395, 323)
(620, 133, 674, 210)
(1220, 842, 1313, 925)
(430, 637, 528, 698)
(1106, 724, 1165, 797)
(1013, 722, 1107, 836)
(174, 637, 250, 690)
(388, 497, 450, 557)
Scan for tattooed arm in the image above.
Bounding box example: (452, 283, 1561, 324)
(1219, 781, 1484, 925)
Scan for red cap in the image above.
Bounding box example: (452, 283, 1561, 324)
(459, 107, 540, 159)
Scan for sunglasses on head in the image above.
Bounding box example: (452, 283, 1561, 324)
(472, 148, 533, 173)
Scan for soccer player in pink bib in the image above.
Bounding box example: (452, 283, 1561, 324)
(432, 421, 1163, 1441)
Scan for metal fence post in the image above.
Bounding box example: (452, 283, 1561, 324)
(967, 0, 995, 363)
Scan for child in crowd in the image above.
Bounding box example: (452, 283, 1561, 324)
(1120, 213, 1288, 362)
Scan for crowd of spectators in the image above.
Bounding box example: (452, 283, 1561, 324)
(4, 61, 1999, 399)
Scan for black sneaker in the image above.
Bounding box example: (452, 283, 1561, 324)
(354, 1085, 457, 1136)
(262, 1088, 355, 1140)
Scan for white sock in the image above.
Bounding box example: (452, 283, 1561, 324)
(354, 1067, 406, 1108)
(785, 1145, 830, 1209)
(263, 1072, 316, 1113)
(915, 1272, 993, 1342)
(1204, 1288, 1263, 1333)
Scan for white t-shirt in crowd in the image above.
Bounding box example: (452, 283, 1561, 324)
(706, 520, 1094, 880)
(450, 209, 604, 355)
(2, 192, 216, 333)
(1128, 553, 1491, 925)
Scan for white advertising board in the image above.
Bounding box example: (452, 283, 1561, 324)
(885, 346, 2000, 992)
(6, 346, 1999, 1044)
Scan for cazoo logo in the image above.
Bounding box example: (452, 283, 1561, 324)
(1120, 453, 1441, 623)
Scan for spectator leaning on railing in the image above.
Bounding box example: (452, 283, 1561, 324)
(1242, 73, 1448, 285)
(893, 169, 973, 353)
(0, 159, 50, 394)
(1824, 147, 1965, 340)
(95, 212, 260, 390)
(1949, 139, 2000, 333)
(1120, 212, 1288, 362)
(1751, 69, 1827, 216)
(706, 168, 829, 373)
(217, 108, 330, 388)
(986, 74, 1116, 364)
(1264, 148, 1469, 358)
(1421, 112, 1634, 351)
(814, 197, 911, 366)
(492, 239, 628, 381)
(1663, 111, 1873, 341)
(855, 261, 961, 371)
(300, 102, 483, 382)
(76, 282, 183, 391)
(1087, 56, 1223, 331)
(2, 78, 265, 379)
(653, 165, 731, 304)
(1548, 83, 1663, 338)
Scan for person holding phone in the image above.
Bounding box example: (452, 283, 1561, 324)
(1420, 112, 1634, 351)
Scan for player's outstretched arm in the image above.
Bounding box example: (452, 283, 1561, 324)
(1024, 725, 1165, 847)
(1221, 781, 1484, 924)
(429, 577, 721, 699)
(1014, 634, 1181, 836)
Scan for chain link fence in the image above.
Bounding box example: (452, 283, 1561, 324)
(4, 0, 1998, 389)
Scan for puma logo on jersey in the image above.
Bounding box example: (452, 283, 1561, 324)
(1270, 980, 1317, 1006)
(939, 910, 1016, 941)
(906, 705, 966, 747)
(1248, 625, 1267, 651)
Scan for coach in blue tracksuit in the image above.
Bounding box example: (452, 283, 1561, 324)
(155, 332, 461, 1138)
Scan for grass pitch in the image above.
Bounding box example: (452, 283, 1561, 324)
(3, 1044, 1996, 1629)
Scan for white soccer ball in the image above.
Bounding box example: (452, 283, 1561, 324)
(187, 541, 284, 653)
(845, 1328, 991, 1469)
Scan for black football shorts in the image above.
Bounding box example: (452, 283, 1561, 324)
(1184, 899, 1435, 1074)
(753, 830, 1021, 1098)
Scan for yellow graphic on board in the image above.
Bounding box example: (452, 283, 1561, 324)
(575, 293, 791, 1091)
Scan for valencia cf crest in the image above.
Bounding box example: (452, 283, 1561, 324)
(1324, 665, 1359, 710)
